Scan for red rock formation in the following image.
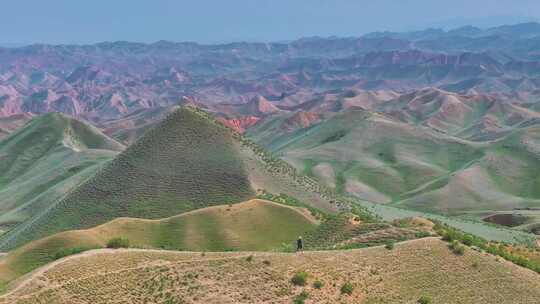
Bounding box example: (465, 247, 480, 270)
(219, 116, 261, 133)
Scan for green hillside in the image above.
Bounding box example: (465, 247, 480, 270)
(0, 107, 340, 250)
(0, 113, 123, 232)
(249, 109, 540, 234)
(0, 199, 317, 283)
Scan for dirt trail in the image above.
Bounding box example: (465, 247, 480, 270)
(2, 248, 245, 298)
(3, 238, 540, 304)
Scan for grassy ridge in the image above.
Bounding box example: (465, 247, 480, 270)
(0, 200, 316, 284)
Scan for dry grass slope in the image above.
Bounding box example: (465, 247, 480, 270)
(1, 238, 539, 304)
(0, 200, 317, 285)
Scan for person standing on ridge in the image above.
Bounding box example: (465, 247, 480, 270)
(296, 236, 303, 252)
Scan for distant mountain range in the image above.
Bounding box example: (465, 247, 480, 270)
(1, 22, 540, 122)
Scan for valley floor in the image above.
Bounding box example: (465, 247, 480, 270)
(1, 238, 539, 304)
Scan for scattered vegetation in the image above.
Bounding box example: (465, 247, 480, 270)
(0, 200, 317, 288)
(54, 246, 98, 260)
(448, 241, 465, 255)
(434, 221, 540, 273)
(340, 282, 354, 295)
(3, 238, 540, 303)
(106, 238, 130, 249)
(293, 291, 309, 304)
(385, 241, 395, 250)
(257, 191, 386, 251)
(291, 271, 308, 286)
(313, 280, 324, 289)
(418, 295, 432, 304)
(256, 191, 326, 220)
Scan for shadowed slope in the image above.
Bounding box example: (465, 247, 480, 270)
(0, 113, 123, 231)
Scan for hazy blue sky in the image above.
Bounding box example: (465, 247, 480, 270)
(2, 0, 540, 44)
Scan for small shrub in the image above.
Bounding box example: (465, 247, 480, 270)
(462, 234, 474, 246)
(293, 291, 309, 304)
(418, 295, 432, 304)
(385, 241, 395, 250)
(54, 246, 96, 260)
(106, 237, 130, 249)
(472, 262, 479, 269)
(291, 271, 309, 286)
(415, 231, 431, 238)
(449, 241, 465, 255)
(246, 255, 253, 262)
(340, 282, 354, 295)
(313, 280, 324, 289)
(263, 260, 271, 266)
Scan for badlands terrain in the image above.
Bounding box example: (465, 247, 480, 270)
(0, 22, 539, 303)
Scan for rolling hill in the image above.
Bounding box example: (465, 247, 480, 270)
(0, 106, 339, 250)
(0, 113, 123, 233)
(1, 237, 539, 304)
(0, 199, 317, 284)
(248, 107, 540, 233)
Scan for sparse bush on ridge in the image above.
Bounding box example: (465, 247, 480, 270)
(313, 280, 324, 289)
(293, 290, 309, 304)
(415, 231, 431, 238)
(291, 271, 308, 286)
(385, 241, 395, 250)
(434, 220, 540, 273)
(418, 295, 432, 304)
(258, 191, 376, 250)
(107, 237, 130, 249)
(54, 246, 98, 260)
(340, 282, 354, 295)
(449, 241, 465, 255)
